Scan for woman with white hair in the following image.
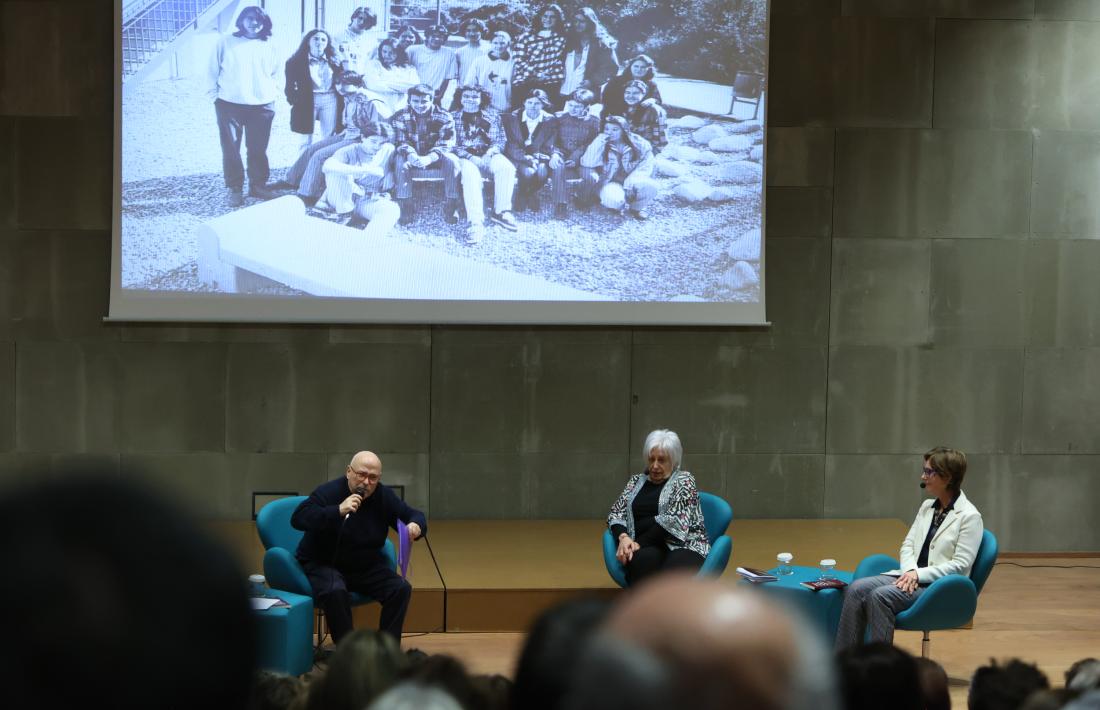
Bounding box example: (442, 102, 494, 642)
(607, 429, 710, 586)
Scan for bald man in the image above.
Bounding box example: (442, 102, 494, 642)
(602, 573, 838, 710)
(291, 451, 426, 643)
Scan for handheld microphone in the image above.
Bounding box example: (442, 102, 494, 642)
(345, 485, 368, 520)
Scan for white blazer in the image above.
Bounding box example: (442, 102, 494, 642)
(887, 490, 984, 584)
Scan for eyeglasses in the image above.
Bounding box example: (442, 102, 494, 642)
(921, 466, 940, 477)
(350, 469, 380, 482)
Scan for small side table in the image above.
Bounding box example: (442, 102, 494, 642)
(253, 589, 314, 676)
(739, 565, 854, 643)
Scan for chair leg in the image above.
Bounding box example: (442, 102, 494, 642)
(921, 630, 930, 658)
(314, 609, 328, 650)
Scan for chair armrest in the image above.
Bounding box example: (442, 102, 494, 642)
(263, 547, 312, 596)
(383, 538, 397, 572)
(896, 574, 977, 631)
(700, 535, 731, 577)
(602, 530, 627, 588)
(853, 554, 900, 581)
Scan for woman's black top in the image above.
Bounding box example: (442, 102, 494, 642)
(610, 478, 669, 547)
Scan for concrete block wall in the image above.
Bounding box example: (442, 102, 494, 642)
(1, 0, 1097, 551)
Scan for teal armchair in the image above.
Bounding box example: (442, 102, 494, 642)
(255, 496, 397, 644)
(853, 529, 998, 657)
(602, 491, 733, 588)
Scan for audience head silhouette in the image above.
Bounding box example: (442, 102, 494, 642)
(511, 596, 612, 710)
(914, 656, 951, 710)
(603, 573, 837, 710)
(969, 658, 1050, 710)
(837, 642, 922, 710)
(304, 629, 406, 710)
(0, 468, 256, 710)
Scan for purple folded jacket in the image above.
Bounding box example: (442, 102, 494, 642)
(396, 520, 412, 578)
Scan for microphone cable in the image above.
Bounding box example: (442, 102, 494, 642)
(316, 515, 351, 653)
(402, 531, 448, 637)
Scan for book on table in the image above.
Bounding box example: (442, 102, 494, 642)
(736, 566, 778, 582)
(800, 578, 849, 592)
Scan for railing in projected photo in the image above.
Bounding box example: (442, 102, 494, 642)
(121, 0, 227, 79)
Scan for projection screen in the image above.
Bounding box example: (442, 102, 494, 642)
(112, 0, 769, 324)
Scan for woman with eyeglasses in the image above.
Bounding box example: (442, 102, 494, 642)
(834, 447, 984, 650)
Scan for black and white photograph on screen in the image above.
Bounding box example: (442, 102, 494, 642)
(119, 0, 767, 305)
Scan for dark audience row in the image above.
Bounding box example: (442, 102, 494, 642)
(248, 600, 1100, 710)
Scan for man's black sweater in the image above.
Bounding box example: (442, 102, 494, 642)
(291, 478, 427, 572)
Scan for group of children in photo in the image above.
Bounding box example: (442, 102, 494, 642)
(208, 4, 674, 244)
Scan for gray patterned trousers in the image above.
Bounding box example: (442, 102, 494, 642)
(834, 574, 925, 650)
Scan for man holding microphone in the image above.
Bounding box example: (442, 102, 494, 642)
(292, 451, 426, 643)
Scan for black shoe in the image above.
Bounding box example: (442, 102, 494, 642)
(269, 180, 295, 191)
(249, 184, 277, 200)
(554, 203, 568, 219)
(442, 198, 460, 224)
(490, 211, 519, 231)
(227, 188, 244, 207)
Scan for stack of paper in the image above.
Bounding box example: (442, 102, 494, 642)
(736, 566, 778, 583)
(249, 596, 289, 611)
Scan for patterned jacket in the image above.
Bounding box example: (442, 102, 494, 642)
(623, 101, 667, 154)
(607, 470, 710, 558)
(390, 104, 456, 157)
(451, 108, 505, 159)
(512, 32, 567, 86)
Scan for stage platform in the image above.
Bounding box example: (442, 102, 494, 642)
(213, 517, 908, 633)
